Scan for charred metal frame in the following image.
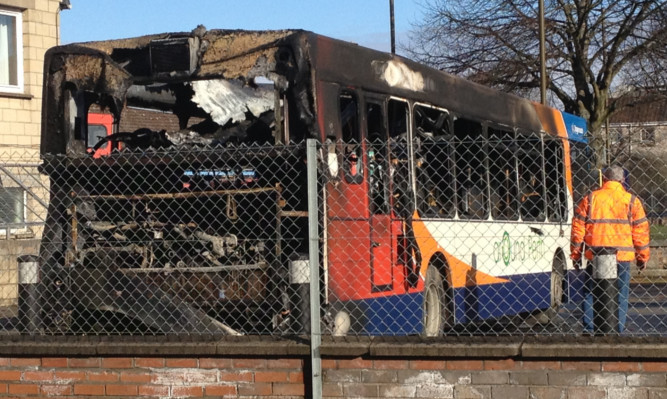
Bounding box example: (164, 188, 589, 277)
(38, 28, 318, 335)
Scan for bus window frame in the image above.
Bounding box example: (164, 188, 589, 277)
(452, 114, 489, 221)
(364, 95, 391, 215)
(516, 129, 547, 222)
(487, 123, 520, 221)
(386, 97, 414, 220)
(339, 89, 363, 184)
(412, 102, 457, 219)
(544, 135, 569, 223)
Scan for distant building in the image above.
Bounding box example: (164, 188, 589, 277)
(0, 0, 69, 233)
(0, 0, 69, 148)
(608, 93, 667, 155)
(0, 0, 69, 304)
(608, 93, 667, 221)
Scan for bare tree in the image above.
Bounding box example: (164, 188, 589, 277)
(406, 0, 667, 160)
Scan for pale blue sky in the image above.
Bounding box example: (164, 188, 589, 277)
(60, 1, 423, 53)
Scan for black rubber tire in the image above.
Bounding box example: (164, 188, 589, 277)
(421, 265, 451, 337)
(551, 252, 566, 310)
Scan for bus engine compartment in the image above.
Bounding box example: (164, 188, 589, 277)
(37, 28, 314, 335)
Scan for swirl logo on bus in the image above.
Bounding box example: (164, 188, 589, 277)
(493, 231, 545, 266)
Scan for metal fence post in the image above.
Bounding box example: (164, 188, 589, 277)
(17, 255, 41, 334)
(307, 139, 322, 398)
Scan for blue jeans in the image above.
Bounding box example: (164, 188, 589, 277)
(582, 261, 631, 333)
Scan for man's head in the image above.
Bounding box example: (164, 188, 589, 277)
(603, 164, 625, 182)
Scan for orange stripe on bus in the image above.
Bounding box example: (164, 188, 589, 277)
(412, 215, 509, 288)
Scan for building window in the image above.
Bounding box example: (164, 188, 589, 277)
(0, 8, 23, 93)
(640, 127, 656, 146)
(0, 187, 26, 236)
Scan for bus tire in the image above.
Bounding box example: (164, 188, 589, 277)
(421, 265, 451, 337)
(525, 251, 567, 328)
(551, 251, 566, 311)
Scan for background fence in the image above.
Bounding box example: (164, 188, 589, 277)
(0, 126, 664, 339)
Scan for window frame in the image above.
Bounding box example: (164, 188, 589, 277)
(412, 102, 456, 219)
(339, 90, 363, 184)
(487, 124, 519, 221)
(386, 97, 414, 217)
(0, 186, 28, 238)
(544, 136, 568, 222)
(0, 7, 24, 94)
(365, 97, 390, 215)
(516, 129, 547, 222)
(640, 127, 656, 146)
(452, 115, 489, 220)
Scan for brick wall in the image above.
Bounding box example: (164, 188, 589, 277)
(323, 357, 667, 398)
(0, 356, 305, 398)
(0, 355, 665, 398)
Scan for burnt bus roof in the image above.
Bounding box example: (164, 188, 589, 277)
(305, 33, 544, 134)
(41, 29, 311, 154)
(41, 28, 547, 154)
(47, 28, 301, 79)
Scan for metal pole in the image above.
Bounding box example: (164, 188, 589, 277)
(306, 139, 322, 399)
(390, 0, 396, 54)
(539, 0, 547, 105)
(602, 12, 610, 165)
(17, 254, 41, 334)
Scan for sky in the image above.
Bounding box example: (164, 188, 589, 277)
(60, 0, 424, 53)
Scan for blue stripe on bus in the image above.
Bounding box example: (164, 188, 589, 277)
(337, 270, 585, 335)
(454, 272, 550, 323)
(363, 293, 423, 335)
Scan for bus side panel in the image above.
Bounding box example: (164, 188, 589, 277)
(333, 293, 424, 335)
(338, 271, 556, 335)
(327, 218, 411, 302)
(327, 219, 372, 302)
(453, 273, 551, 323)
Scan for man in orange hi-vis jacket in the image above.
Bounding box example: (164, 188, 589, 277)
(571, 165, 650, 334)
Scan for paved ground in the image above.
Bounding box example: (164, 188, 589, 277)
(548, 282, 667, 336)
(1, 283, 666, 337)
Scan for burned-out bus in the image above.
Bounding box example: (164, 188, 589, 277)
(37, 28, 585, 336)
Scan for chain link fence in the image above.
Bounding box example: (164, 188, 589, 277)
(0, 148, 47, 316)
(0, 128, 665, 339)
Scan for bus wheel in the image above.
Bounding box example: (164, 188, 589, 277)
(551, 251, 566, 310)
(525, 251, 566, 328)
(421, 265, 450, 337)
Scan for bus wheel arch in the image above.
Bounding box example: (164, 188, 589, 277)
(421, 253, 454, 337)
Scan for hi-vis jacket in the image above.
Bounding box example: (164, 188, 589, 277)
(571, 181, 650, 263)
